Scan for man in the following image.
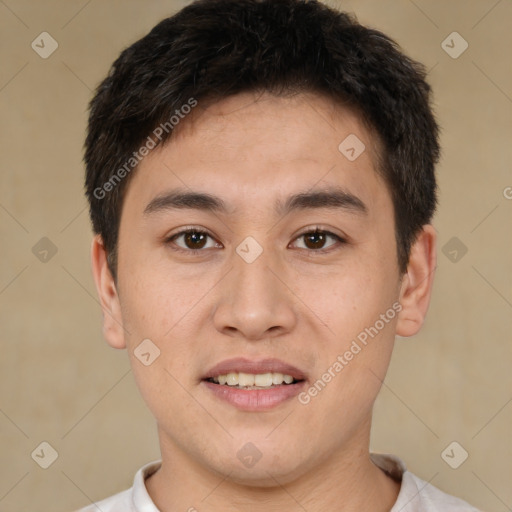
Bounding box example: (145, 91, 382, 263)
(80, 0, 480, 510)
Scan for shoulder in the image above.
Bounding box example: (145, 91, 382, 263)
(371, 453, 482, 512)
(74, 488, 133, 512)
(73, 460, 162, 512)
(396, 470, 482, 511)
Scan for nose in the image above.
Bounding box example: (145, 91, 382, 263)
(212, 245, 297, 342)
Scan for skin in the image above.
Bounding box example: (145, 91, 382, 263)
(91, 91, 437, 511)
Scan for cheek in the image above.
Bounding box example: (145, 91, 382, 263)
(118, 261, 201, 341)
(296, 264, 399, 393)
(296, 262, 396, 331)
(117, 264, 207, 393)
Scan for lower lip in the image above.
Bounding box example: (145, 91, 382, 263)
(202, 380, 306, 411)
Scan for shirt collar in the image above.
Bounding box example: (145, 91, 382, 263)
(132, 454, 409, 511)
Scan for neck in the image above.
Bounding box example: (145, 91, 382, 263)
(146, 421, 400, 512)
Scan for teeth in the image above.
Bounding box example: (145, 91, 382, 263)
(226, 373, 238, 386)
(238, 373, 255, 386)
(254, 373, 273, 387)
(283, 374, 293, 384)
(211, 372, 297, 388)
(272, 372, 284, 385)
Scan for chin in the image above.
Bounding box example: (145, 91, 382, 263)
(206, 445, 310, 488)
(219, 462, 304, 488)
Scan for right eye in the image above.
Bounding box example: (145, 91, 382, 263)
(165, 228, 223, 254)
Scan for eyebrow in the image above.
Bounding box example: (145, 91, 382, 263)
(143, 186, 368, 217)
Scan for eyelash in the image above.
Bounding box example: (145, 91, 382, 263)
(164, 226, 347, 255)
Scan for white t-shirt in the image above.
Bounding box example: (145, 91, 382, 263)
(76, 453, 481, 511)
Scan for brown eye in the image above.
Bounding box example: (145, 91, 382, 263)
(183, 231, 208, 249)
(168, 229, 219, 252)
(292, 229, 344, 252)
(303, 231, 328, 249)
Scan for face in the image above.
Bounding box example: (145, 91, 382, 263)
(93, 91, 434, 486)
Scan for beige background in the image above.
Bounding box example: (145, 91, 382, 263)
(0, 0, 511, 510)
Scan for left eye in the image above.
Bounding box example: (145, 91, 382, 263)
(291, 229, 343, 251)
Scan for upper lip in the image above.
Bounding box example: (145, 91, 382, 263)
(203, 357, 307, 381)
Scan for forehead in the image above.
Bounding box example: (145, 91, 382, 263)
(122, 91, 389, 219)
(172, 91, 379, 164)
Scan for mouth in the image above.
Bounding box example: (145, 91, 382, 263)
(201, 358, 307, 411)
(205, 371, 302, 389)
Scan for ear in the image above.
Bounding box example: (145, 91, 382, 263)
(396, 224, 437, 337)
(90, 234, 126, 349)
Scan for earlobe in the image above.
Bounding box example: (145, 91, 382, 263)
(395, 225, 437, 338)
(90, 235, 127, 349)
